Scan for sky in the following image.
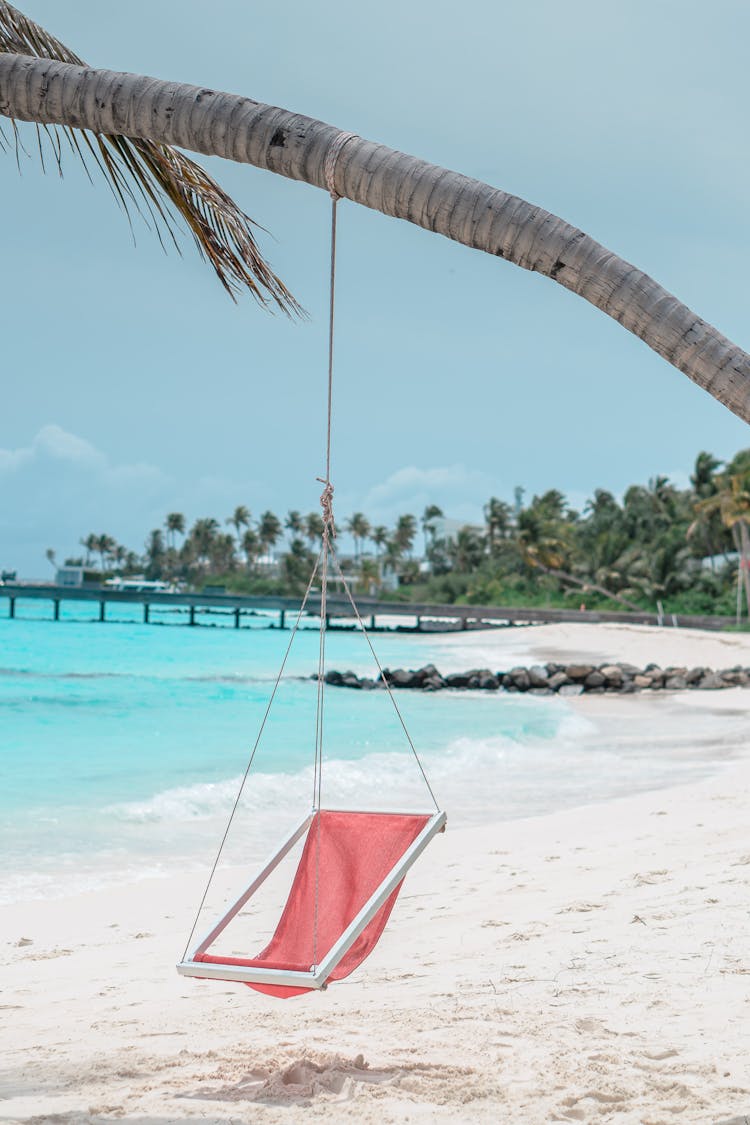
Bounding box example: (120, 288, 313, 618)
(2, 0, 749, 576)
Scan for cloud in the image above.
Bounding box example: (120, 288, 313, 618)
(352, 464, 508, 526)
(0, 425, 172, 575)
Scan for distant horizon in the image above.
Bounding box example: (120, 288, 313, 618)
(8, 433, 746, 583)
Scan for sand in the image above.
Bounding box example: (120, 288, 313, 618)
(3, 623, 750, 1124)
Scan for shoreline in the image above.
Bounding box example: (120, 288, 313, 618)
(4, 621, 750, 1122)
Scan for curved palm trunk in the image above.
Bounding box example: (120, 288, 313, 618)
(1, 54, 750, 422)
(538, 563, 643, 614)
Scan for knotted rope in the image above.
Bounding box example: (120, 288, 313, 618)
(323, 131, 357, 201)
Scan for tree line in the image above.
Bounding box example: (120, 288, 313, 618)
(51, 447, 750, 617)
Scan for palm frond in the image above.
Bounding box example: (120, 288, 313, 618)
(0, 2, 302, 312)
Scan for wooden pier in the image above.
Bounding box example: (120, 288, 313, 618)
(0, 583, 735, 633)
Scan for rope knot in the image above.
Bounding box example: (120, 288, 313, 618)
(324, 131, 357, 199)
(317, 477, 336, 539)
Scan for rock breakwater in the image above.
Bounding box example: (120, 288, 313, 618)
(320, 661, 750, 696)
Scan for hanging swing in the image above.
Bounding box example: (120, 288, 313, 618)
(176, 135, 446, 998)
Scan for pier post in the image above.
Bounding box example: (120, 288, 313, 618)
(143, 603, 150, 625)
(53, 599, 60, 621)
(461, 614, 468, 631)
(9, 596, 15, 619)
(234, 607, 241, 629)
(189, 605, 196, 627)
(369, 614, 375, 631)
(99, 600, 106, 622)
(279, 609, 286, 630)
(416, 615, 422, 632)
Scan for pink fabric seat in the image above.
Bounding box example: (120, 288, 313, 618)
(195, 809, 430, 998)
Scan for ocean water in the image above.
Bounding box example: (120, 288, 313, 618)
(0, 600, 731, 905)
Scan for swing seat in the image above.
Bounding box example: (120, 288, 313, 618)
(177, 808, 446, 998)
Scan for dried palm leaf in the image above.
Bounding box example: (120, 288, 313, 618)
(0, 2, 301, 311)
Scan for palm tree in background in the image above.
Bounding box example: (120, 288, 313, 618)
(188, 518, 220, 571)
(80, 533, 98, 565)
(692, 471, 750, 618)
(394, 514, 418, 557)
(691, 452, 723, 500)
(226, 505, 251, 545)
(371, 525, 389, 557)
(285, 510, 304, 545)
(1, 3, 749, 420)
(144, 529, 165, 577)
(94, 534, 116, 572)
(421, 505, 443, 557)
(165, 512, 185, 550)
(305, 512, 324, 548)
(258, 511, 283, 557)
(484, 497, 513, 554)
(241, 527, 260, 571)
(346, 513, 371, 560)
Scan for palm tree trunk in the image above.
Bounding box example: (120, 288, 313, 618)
(1, 54, 750, 422)
(738, 521, 750, 620)
(540, 564, 644, 613)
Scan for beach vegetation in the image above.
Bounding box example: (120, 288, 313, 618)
(57, 444, 750, 621)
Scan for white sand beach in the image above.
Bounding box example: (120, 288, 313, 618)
(3, 623, 750, 1124)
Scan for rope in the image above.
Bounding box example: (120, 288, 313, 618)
(309, 133, 355, 967)
(181, 552, 322, 963)
(323, 131, 357, 202)
(330, 549, 441, 812)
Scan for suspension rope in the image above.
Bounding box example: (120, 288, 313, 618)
(311, 133, 356, 968)
(330, 549, 441, 812)
(181, 552, 323, 963)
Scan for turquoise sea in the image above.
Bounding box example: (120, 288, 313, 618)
(0, 600, 727, 905)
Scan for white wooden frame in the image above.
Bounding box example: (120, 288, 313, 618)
(177, 807, 446, 990)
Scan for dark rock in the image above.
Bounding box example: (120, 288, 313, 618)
(665, 675, 687, 690)
(422, 676, 444, 692)
(528, 665, 549, 688)
(619, 680, 638, 693)
(477, 672, 499, 691)
(600, 664, 624, 684)
(510, 667, 530, 691)
(559, 683, 584, 696)
(565, 664, 594, 681)
(412, 663, 441, 685)
(444, 672, 472, 688)
(586, 686, 606, 694)
(720, 669, 745, 686)
(584, 671, 606, 689)
(547, 671, 570, 691)
(619, 663, 641, 676)
(545, 662, 563, 675)
(699, 673, 726, 690)
(325, 670, 344, 686)
(382, 668, 414, 688)
(341, 671, 362, 689)
(685, 667, 705, 685)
